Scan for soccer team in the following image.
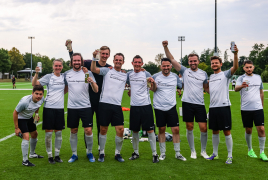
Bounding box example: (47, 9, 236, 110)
(13, 40, 268, 167)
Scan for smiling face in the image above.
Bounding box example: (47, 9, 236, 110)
(113, 55, 124, 69)
(53, 61, 63, 75)
(132, 58, 144, 72)
(161, 60, 172, 76)
(188, 56, 199, 71)
(211, 59, 222, 72)
(243, 63, 254, 76)
(100, 49, 110, 63)
(32, 90, 44, 103)
(72, 55, 82, 70)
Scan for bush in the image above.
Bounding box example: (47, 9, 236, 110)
(261, 70, 268, 82)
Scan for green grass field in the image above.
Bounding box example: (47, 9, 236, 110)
(1, 82, 268, 180)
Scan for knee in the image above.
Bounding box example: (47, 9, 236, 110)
(245, 128, 252, 134)
(158, 127, 166, 134)
(186, 124, 193, 131)
(100, 127, 108, 135)
(23, 133, 30, 141)
(84, 128, 92, 136)
(224, 130, 231, 136)
(31, 131, 38, 139)
(258, 127, 265, 135)
(71, 128, 78, 134)
(172, 127, 180, 135)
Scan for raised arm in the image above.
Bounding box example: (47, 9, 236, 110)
(32, 67, 41, 86)
(231, 45, 239, 75)
(90, 60, 100, 74)
(162, 41, 181, 71)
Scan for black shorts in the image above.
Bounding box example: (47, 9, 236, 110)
(42, 107, 65, 130)
(155, 105, 179, 127)
(18, 117, 37, 133)
(67, 108, 93, 128)
(241, 109, 264, 128)
(129, 104, 154, 132)
(209, 106, 232, 131)
(182, 102, 207, 123)
(98, 102, 124, 126)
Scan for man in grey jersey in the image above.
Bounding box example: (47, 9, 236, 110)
(91, 53, 127, 163)
(152, 58, 186, 161)
(235, 60, 268, 161)
(162, 40, 209, 159)
(64, 53, 98, 163)
(127, 55, 159, 163)
(13, 85, 45, 166)
(206, 45, 238, 164)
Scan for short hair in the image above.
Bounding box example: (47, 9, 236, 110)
(33, 85, 44, 93)
(70, 53, 84, 67)
(243, 60, 253, 66)
(188, 54, 199, 61)
(161, 58, 171, 64)
(114, 53, 125, 61)
(210, 56, 222, 63)
(132, 55, 143, 63)
(100, 46, 110, 54)
(53, 59, 63, 66)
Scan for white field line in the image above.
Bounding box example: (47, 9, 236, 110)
(0, 84, 31, 87)
(0, 89, 47, 90)
(0, 112, 68, 143)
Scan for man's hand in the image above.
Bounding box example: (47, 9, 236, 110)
(108, 66, 113, 70)
(231, 45, 239, 54)
(93, 50, 99, 58)
(147, 77, 155, 83)
(141, 68, 146, 72)
(177, 89, 181, 96)
(128, 90, 131, 97)
(121, 69, 126, 73)
(87, 77, 94, 84)
(241, 82, 249, 88)
(162, 40, 168, 47)
(35, 66, 40, 73)
(15, 128, 22, 136)
(82, 67, 89, 73)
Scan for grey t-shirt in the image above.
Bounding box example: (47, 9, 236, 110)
(127, 70, 151, 106)
(152, 72, 182, 111)
(179, 65, 208, 105)
(99, 68, 127, 106)
(16, 95, 44, 119)
(236, 74, 263, 111)
(64, 69, 96, 109)
(209, 69, 232, 108)
(39, 73, 66, 109)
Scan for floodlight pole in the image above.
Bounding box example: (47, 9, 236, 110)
(28, 36, 35, 81)
(178, 36, 185, 64)
(214, 0, 218, 56)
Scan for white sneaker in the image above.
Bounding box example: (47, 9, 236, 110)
(159, 154, 166, 160)
(200, 151, 209, 159)
(190, 151, 197, 159)
(176, 154, 187, 161)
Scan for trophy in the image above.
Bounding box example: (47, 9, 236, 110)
(66, 39, 72, 51)
(94, 49, 100, 61)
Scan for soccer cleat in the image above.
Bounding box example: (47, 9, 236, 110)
(175, 154, 187, 161)
(206, 153, 219, 160)
(225, 157, 233, 164)
(48, 157, 55, 164)
(22, 160, 35, 166)
(159, 154, 166, 160)
(29, 153, 44, 158)
(129, 152, 139, 160)
(248, 149, 257, 158)
(68, 154, 78, 163)
(87, 153, 95, 162)
(153, 154, 159, 163)
(54, 156, 63, 163)
(98, 154, 105, 162)
(115, 154, 125, 162)
(201, 151, 209, 159)
(260, 152, 268, 161)
(190, 151, 197, 159)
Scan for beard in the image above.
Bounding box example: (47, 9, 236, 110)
(162, 70, 171, 75)
(73, 64, 81, 70)
(212, 67, 220, 72)
(246, 71, 253, 75)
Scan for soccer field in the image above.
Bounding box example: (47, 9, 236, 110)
(1, 85, 268, 179)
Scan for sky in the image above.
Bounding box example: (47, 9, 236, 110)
(0, 0, 268, 69)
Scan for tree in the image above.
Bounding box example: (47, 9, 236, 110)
(0, 48, 12, 79)
(155, 53, 165, 66)
(198, 62, 208, 71)
(143, 61, 160, 75)
(181, 55, 188, 66)
(224, 50, 228, 63)
(8, 47, 25, 74)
